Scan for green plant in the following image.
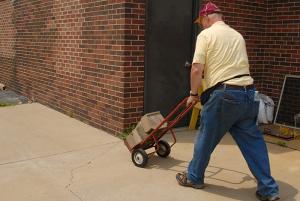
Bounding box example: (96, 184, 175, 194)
(66, 110, 74, 118)
(277, 141, 287, 147)
(0, 102, 12, 107)
(119, 124, 136, 140)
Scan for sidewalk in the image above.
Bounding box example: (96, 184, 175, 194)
(0, 103, 299, 201)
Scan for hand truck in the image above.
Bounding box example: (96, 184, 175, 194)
(125, 97, 197, 167)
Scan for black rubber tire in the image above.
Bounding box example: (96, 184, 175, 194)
(131, 148, 148, 168)
(156, 140, 171, 158)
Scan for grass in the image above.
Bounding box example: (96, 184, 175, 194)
(0, 102, 13, 107)
(276, 141, 287, 147)
(119, 124, 136, 140)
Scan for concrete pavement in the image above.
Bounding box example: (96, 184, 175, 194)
(0, 103, 299, 201)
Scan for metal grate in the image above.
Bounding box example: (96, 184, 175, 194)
(274, 75, 300, 129)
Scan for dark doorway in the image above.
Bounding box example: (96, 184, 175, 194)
(144, 0, 200, 127)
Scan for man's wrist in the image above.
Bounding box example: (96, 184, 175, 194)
(190, 90, 198, 97)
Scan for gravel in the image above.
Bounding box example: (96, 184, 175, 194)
(0, 90, 29, 106)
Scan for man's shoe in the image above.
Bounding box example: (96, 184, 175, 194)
(176, 172, 204, 189)
(256, 191, 280, 201)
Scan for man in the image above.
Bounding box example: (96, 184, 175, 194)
(176, 2, 279, 201)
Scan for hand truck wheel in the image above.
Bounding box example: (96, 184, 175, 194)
(131, 148, 148, 168)
(156, 140, 171, 158)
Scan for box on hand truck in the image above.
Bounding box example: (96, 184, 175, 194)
(123, 97, 197, 167)
(124, 112, 167, 150)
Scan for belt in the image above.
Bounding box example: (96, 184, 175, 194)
(218, 84, 255, 90)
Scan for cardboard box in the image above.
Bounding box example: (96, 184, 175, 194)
(124, 112, 167, 150)
(140, 111, 167, 133)
(124, 134, 136, 150)
(124, 122, 148, 150)
(133, 122, 148, 140)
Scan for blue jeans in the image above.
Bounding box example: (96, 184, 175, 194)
(187, 88, 279, 197)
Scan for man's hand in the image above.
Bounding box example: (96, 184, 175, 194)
(186, 95, 199, 107)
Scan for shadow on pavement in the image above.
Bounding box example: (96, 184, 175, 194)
(147, 156, 187, 172)
(148, 156, 298, 201)
(202, 180, 298, 201)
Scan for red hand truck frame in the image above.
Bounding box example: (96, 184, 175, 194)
(125, 97, 197, 167)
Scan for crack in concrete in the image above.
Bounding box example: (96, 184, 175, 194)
(65, 141, 122, 201)
(65, 161, 92, 201)
(0, 138, 123, 201)
(69, 189, 84, 201)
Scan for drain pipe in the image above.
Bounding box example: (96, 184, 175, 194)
(0, 83, 6, 90)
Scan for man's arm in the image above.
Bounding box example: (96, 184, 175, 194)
(190, 63, 204, 94)
(187, 63, 204, 106)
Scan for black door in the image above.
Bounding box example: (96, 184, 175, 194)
(145, 0, 199, 126)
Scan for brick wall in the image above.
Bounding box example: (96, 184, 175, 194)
(0, 0, 299, 134)
(263, 0, 300, 105)
(0, 0, 146, 135)
(0, 1, 16, 89)
(0, 1, 15, 58)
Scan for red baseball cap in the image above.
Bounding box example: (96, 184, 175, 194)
(194, 1, 222, 23)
